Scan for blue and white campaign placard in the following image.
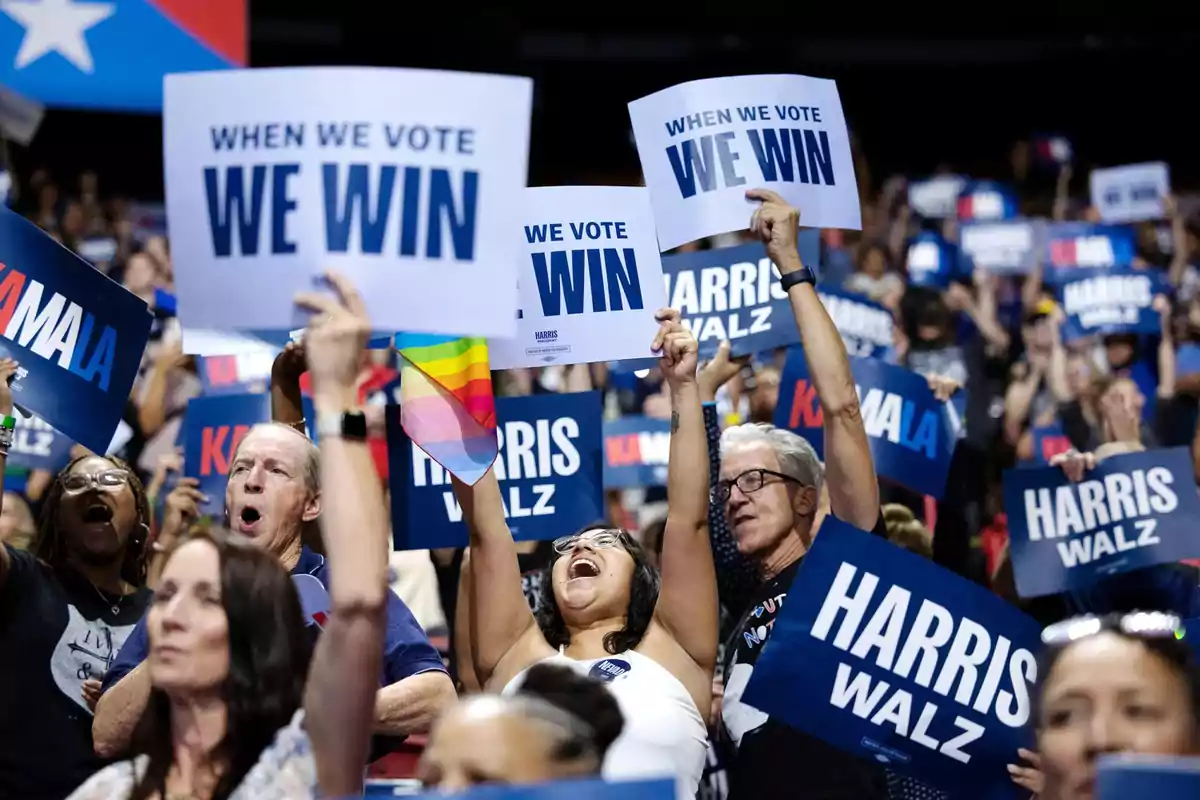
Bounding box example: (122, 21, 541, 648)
(1056, 267, 1164, 342)
(956, 181, 1018, 222)
(817, 287, 895, 361)
(182, 393, 272, 518)
(908, 176, 966, 219)
(959, 219, 1046, 275)
(1044, 222, 1136, 274)
(489, 187, 667, 370)
(0, 209, 152, 454)
(197, 352, 275, 396)
(603, 416, 671, 489)
(774, 350, 957, 498)
(1096, 755, 1200, 800)
(628, 74, 861, 251)
(164, 67, 532, 348)
(661, 231, 817, 359)
(388, 391, 604, 550)
(742, 519, 1040, 799)
(7, 413, 72, 472)
(1090, 162, 1171, 224)
(906, 232, 967, 289)
(372, 778, 675, 800)
(1002, 448, 1200, 598)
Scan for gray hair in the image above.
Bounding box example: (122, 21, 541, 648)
(235, 422, 321, 497)
(719, 422, 824, 499)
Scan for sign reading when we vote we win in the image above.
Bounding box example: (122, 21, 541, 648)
(388, 391, 604, 550)
(743, 520, 1040, 799)
(628, 74, 861, 252)
(0, 210, 152, 454)
(164, 67, 532, 353)
(660, 232, 822, 359)
(1002, 447, 1200, 598)
(183, 394, 272, 519)
(488, 187, 667, 370)
(774, 351, 959, 498)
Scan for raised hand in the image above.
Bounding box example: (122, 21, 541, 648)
(651, 308, 699, 388)
(294, 270, 371, 404)
(746, 188, 802, 270)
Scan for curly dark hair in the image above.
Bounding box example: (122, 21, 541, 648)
(519, 663, 625, 761)
(33, 453, 150, 587)
(129, 526, 314, 800)
(534, 523, 660, 655)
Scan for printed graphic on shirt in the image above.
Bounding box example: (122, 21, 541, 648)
(50, 604, 139, 713)
(722, 584, 789, 747)
(588, 658, 632, 683)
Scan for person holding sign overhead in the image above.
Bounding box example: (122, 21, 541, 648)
(453, 309, 713, 798)
(717, 190, 890, 800)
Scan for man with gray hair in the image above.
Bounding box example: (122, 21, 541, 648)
(717, 190, 887, 800)
(94, 391, 455, 758)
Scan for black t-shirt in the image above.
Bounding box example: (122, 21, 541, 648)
(0, 547, 150, 800)
(721, 515, 891, 800)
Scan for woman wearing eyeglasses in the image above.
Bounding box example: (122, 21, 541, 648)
(1032, 612, 1200, 800)
(0, 419, 155, 800)
(452, 309, 714, 799)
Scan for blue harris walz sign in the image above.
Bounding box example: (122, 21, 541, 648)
(743, 520, 1040, 799)
(0, 210, 152, 454)
(603, 415, 671, 489)
(1055, 266, 1165, 342)
(661, 232, 818, 359)
(388, 391, 605, 550)
(774, 349, 958, 498)
(7, 413, 73, 472)
(1002, 448, 1200, 598)
(816, 286, 895, 361)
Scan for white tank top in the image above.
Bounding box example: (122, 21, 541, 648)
(503, 649, 708, 800)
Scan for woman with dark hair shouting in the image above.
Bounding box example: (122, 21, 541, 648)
(0, 354, 155, 800)
(64, 271, 392, 800)
(454, 309, 715, 799)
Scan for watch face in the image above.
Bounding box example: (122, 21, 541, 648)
(342, 412, 368, 439)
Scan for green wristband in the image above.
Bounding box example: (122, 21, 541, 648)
(0, 415, 14, 431)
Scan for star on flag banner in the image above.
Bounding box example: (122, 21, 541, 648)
(0, 0, 245, 111)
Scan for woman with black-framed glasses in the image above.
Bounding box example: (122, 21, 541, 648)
(452, 309, 715, 799)
(1032, 612, 1200, 800)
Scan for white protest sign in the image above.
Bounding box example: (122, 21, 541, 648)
(908, 175, 966, 219)
(164, 67, 532, 350)
(628, 74, 861, 251)
(1090, 162, 1170, 224)
(959, 219, 1046, 275)
(489, 187, 667, 370)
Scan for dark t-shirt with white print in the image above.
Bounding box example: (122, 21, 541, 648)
(0, 546, 150, 800)
(721, 515, 891, 800)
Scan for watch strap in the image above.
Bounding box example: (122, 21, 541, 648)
(315, 410, 368, 441)
(779, 266, 818, 292)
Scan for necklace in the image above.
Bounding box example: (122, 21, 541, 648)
(89, 582, 124, 616)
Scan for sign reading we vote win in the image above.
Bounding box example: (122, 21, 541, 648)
(0, 210, 152, 454)
(1055, 267, 1164, 342)
(1090, 162, 1171, 224)
(388, 391, 604, 550)
(774, 350, 958, 498)
(628, 74, 861, 251)
(489, 187, 667, 370)
(183, 394, 272, 519)
(743, 520, 1040, 799)
(1002, 448, 1200, 598)
(603, 416, 671, 489)
(661, 232, 817, 359)
(164, 67, 532, 347)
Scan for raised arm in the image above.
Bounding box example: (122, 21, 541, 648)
(294, 272, 390, 798)
(748, 189, 880, 530)
(651, 310, 718, 672)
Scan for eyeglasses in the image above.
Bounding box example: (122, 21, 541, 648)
(1041, 612, 1185, 646)
(711, 468, 802, 504)
(62, 469, 130, 494)
(552, 528, 623, 555)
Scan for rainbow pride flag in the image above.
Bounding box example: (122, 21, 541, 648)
(394, 333, 498, 486)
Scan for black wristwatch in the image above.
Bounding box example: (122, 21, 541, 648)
(314, 410, 369, 441)
(779, 265, 818, 292)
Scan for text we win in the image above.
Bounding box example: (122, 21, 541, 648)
(663, 106, 837, 199)
(524, 221, 644, 316)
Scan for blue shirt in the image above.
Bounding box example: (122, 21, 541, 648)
(100, 545, 446, 694)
